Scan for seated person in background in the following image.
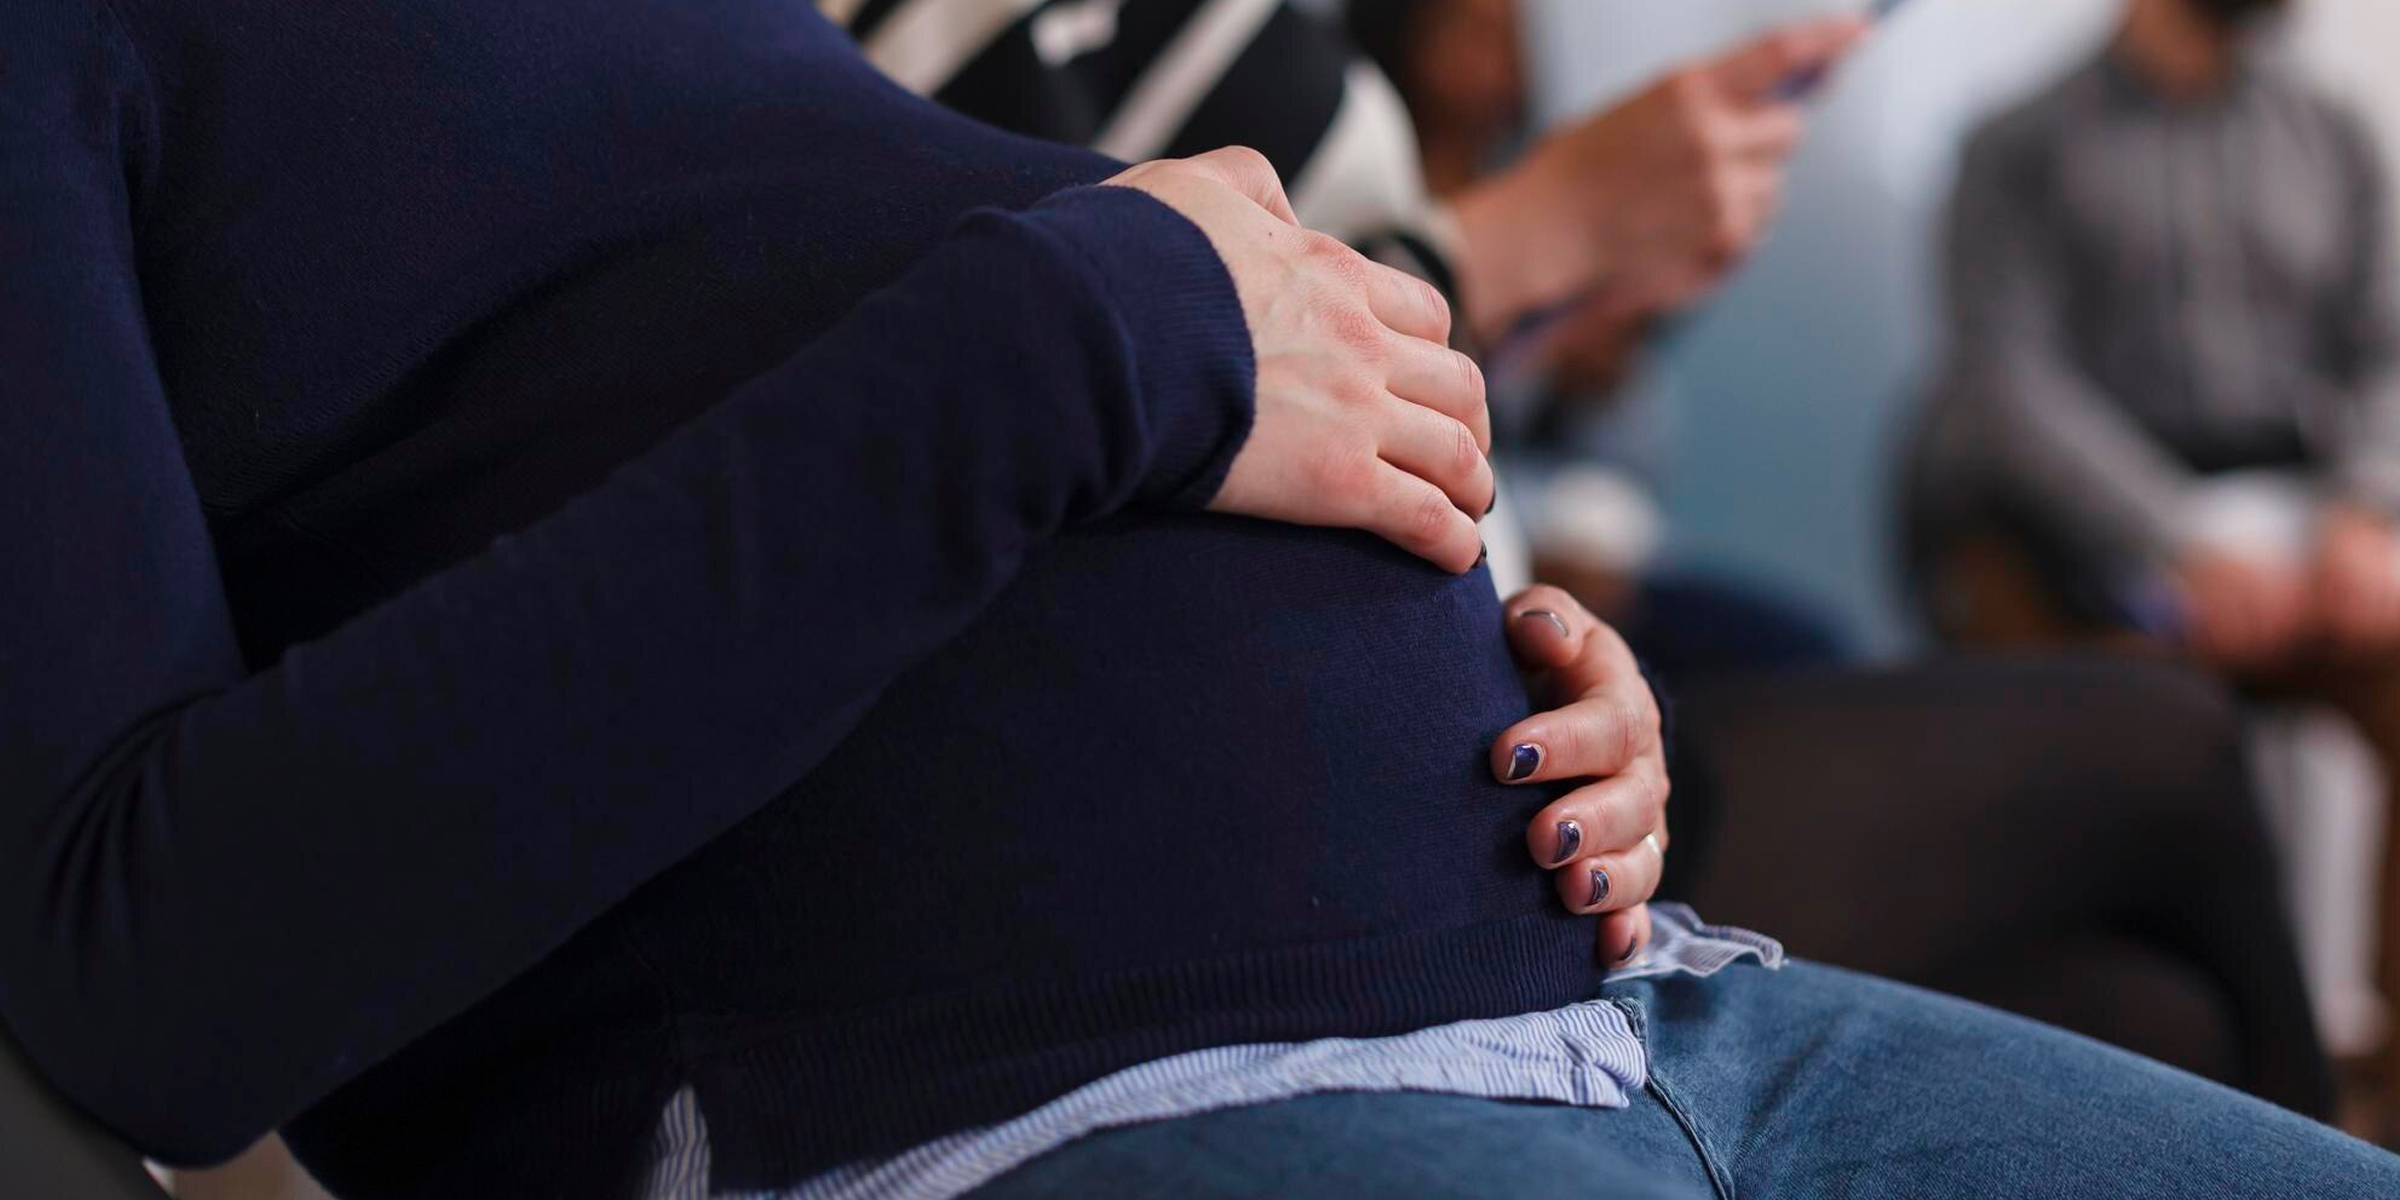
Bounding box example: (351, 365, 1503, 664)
(8, 2, 2396, 1198)
(1909, 0, 2400, 1107)
(842, 0, 2339, 1118)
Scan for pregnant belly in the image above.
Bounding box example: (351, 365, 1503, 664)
(647, 512, 1560, 1011)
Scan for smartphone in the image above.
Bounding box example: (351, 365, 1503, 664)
(1772, 0, 1915, 100)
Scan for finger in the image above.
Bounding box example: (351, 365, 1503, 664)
(1723, 107, 1808, 161)
(1360, 464, 1484, 574)
(1504, 586, 1592, 672)
(1527, 772, 1669, 870)
(1597, 903, 1652, 969)
(1711, 17, 1871, 102)
(1362, 258, 1454, 346)
(1376, 402, 1495, 519)
(1382, 335, 1490, 450)
(1557, 832, 1664, 916)
(1495, 691, 1657, 785)
(1186, 145, 1299, 225)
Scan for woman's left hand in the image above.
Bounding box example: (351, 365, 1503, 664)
(1492, 586, 1669, 969)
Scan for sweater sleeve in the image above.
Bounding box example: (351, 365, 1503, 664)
(0, 5, 1252, 1167)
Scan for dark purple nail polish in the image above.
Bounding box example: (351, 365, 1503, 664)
(1586, 866, 1612, 910)
(1485, 493, 1499, 518)
(1615, 935, 1642, 965)
(1520, 609, 1570, 641)
(1506, 743, 1542, 782)
(1549, 820, 1583, 867)
(1473, 542, 1489, 570)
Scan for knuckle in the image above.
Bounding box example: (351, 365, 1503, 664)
(1446, 419, 1482, 479)
(1613, 698, 1650, 766)
(1304, 229, 1357, 267)
(1407, 487, 1458, 548)
(1456, 350, 1486, 403)
(1335, 370, 1385, 409)
(1347, 367, 1395, 408)
(1328, 304, 1386, 354)
(1219, 144, 1274, 178)
(1419, 279, 1454, 336)
(1632, 770, 1669, 825)
(1307, 440, 1379, 496)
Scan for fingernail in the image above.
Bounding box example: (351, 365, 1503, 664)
(1473, 542, 1489, 570)
(1505, 743, 1543, 782)
(1585, 866, 1613, 911)
(1485, 493, 1499, 518)
(1520, 609, 1571, 641)
(1549, 819, 1583, 867)
(1615, 935, 1643, 965)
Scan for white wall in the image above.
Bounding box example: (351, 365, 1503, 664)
(1522, 0, 2400, 655)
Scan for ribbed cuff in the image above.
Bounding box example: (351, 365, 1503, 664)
(1022, 186, 1257, 510)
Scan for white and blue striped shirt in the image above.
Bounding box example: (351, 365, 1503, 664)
(639, 904, 1779, 1200)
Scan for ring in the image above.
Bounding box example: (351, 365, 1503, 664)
(1642, 832, 1663, 858)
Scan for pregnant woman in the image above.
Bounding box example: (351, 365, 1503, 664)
(2, 2, 2393, 1198)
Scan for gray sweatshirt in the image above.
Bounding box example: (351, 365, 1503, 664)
(1921, 49, 2400, 565)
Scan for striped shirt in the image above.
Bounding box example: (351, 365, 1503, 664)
(639, 905, 1781, 1199)
(825, 0, 1465, 307)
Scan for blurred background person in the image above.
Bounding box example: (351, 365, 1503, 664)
(1907, 0, 2400, 1126)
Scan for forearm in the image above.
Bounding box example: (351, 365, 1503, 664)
(1445, 158, 1609, 348)
(1, 188, 1250, 1164)
(1967, 353, 2198, 563)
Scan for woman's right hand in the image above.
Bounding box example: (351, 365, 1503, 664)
(1106, 149, 1494, 574)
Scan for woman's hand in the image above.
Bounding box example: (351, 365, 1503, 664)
(1448, 17, 1866, 344)
(1106, 149, 1493, 573)
(1491, 585, 1669, 968)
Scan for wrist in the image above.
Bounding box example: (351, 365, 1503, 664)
(1028, 186, 1256, 510)
(1449, 152, 1609, 346)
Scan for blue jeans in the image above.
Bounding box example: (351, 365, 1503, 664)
(964, 962, 2400, 1198)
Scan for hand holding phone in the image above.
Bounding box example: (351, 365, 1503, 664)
(1773, 0, 1914, 99)
(1485, 12, 1888, 378)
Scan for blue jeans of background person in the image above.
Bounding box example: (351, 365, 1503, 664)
(965, 962, 2400, 1198)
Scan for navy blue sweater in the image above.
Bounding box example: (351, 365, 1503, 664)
(1, 2, 1594, 1194)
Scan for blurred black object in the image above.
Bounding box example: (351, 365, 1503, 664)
(0, 1024, 167, 1198)
(1666, 656, 2337, 1118)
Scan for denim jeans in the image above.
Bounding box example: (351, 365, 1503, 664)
(963, 962, 2400, 1198)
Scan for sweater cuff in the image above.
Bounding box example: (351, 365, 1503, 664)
(1023, 186, 1257, 511)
